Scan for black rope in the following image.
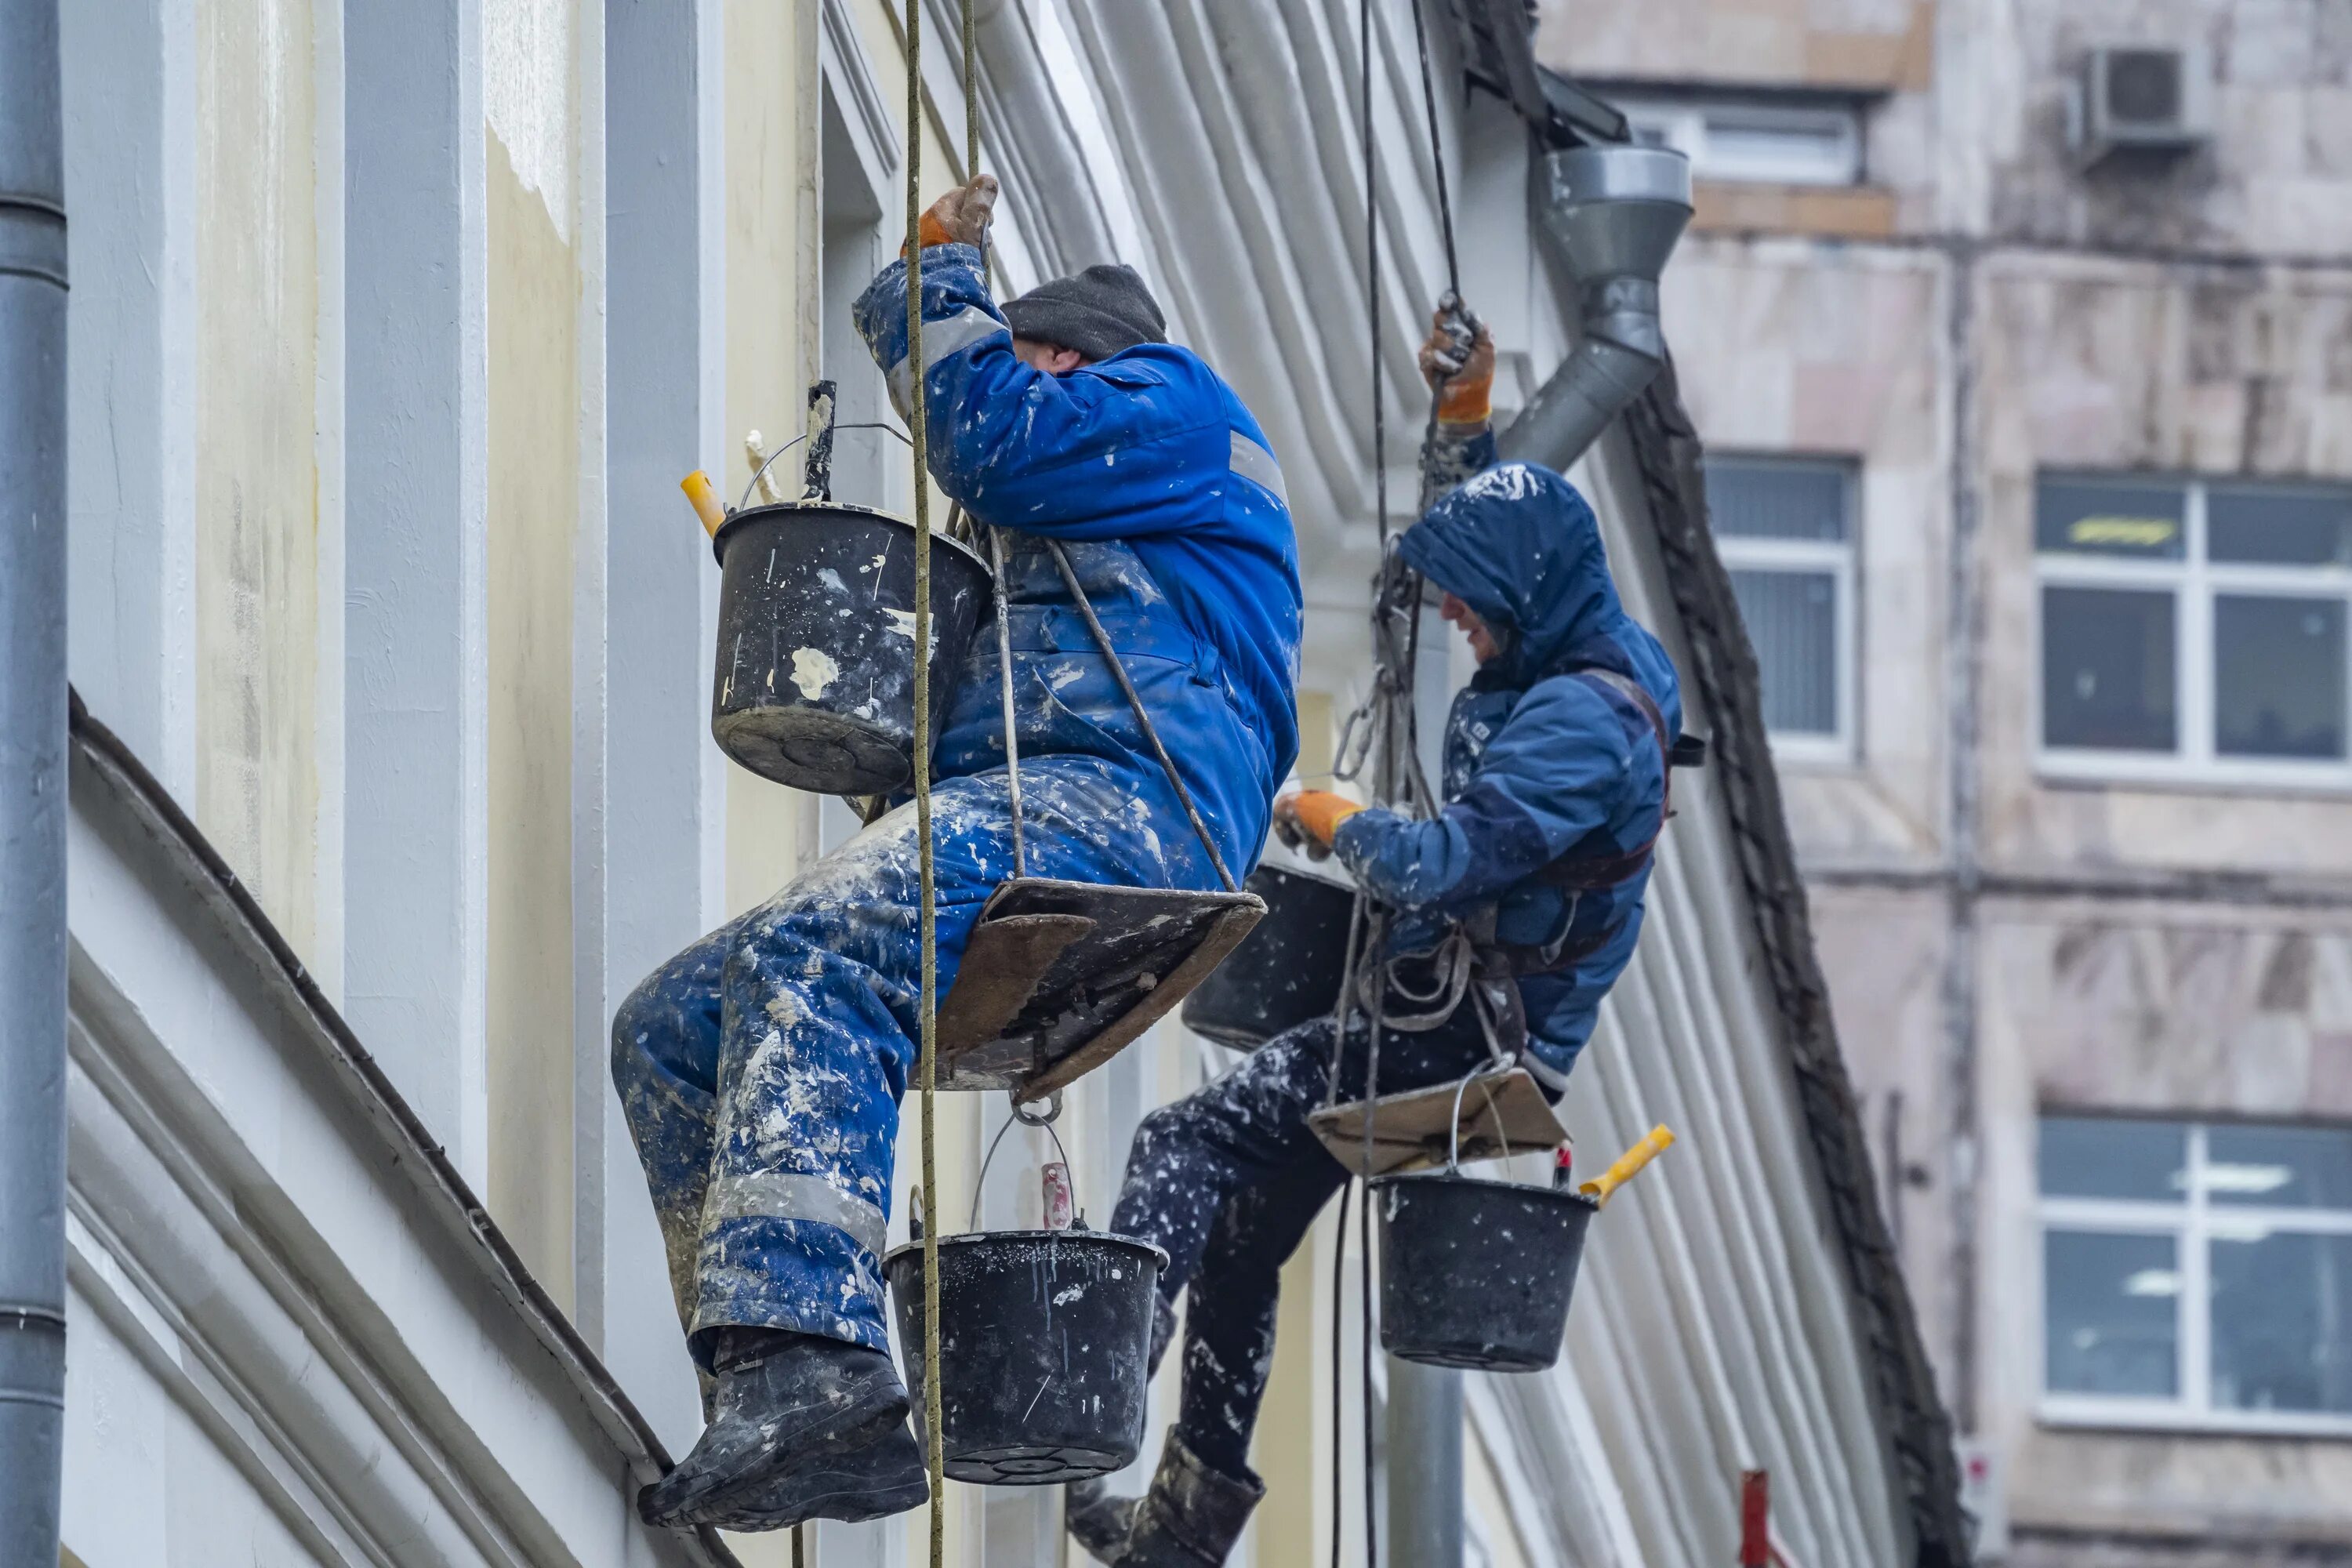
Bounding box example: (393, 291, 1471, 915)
(1406, 0, 1460, 299)
(1359, 1013, 1382, 1568)
(1328, 1175, 1352, 1568)
(1362, 0, 1388, 546)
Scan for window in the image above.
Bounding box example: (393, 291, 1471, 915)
(1705, 456, 1857, 763)
(2039, 1116, 2352, 1434)
(2037, 474, 2352, 787)
(1611, 93, 1863, 186)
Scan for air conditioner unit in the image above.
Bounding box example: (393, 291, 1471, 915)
(2073, 44, 2211, 165)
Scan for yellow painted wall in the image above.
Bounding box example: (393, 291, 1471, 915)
(720, 0, 822, 919)
(194, 0, 321, 961)
(485, 107, 580, 1309)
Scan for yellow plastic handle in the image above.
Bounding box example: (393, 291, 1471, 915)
(682, 470, 727, 538)
(1579, 1123, 1675, 1207)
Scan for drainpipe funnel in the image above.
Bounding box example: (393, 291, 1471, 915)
(1499, 143, 1692, 472)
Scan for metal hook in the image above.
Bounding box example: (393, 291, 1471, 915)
(968, 1090, 1074, 1232)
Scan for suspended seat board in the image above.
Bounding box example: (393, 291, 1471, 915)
(936, 878, 1263, 1099)
(1308, 1065, 1568, 1178)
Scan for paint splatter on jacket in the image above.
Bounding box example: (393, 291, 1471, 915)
(855, 243, 1303, 877)
(1330, 447, 1683, 1080)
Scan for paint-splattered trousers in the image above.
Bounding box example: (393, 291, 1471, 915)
(1108, 1014, 1499, 1481)
(612, 759, 1211, 1368)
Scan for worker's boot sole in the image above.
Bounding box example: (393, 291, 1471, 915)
(699, 1421, 931, 1532)
(638, 1334, 910, 1529)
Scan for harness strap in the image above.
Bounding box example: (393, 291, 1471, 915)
(1532, 666, 1673, 891)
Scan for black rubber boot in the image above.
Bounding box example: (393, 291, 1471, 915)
(1078, 1432, 1264, 1566)
(698, 1419, 931, 1532)
(637, 1328, 911, 1528)
(1065, 1475, 1142, 1563)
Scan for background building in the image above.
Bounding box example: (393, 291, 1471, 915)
(1542, 0, 2352, 1559)
(38, 0, 1960, 1563)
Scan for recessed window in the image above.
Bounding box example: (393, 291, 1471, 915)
(1613, 93, 1863, 187)
(2037, 474, 2352, 787)
(1705, 456, 1857, 763)
(2039, 1116, 2352, 1433)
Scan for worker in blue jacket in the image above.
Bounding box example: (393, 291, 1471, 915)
(613, 174, 1301, 1534)
(1070, 314, 1681, 1567)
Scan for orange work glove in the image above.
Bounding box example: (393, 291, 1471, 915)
(1418, 303, 1494, 426)
(911, 173, 1000, 250)
(1272, 789, 1366, 858)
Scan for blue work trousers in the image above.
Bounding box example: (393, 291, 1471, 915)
(612, 760, 1207, 1367)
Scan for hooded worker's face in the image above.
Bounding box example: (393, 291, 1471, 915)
(1438, 591, 1502, 665)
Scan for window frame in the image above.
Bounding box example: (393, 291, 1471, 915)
(2038, 1118, 2352, 1438)
(2035, 473, 2352, 792)
(1612, 93, 1864, 187)
(1708, 453, 1860, 767)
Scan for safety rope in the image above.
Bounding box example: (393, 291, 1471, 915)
(903, 0, 948, 1562)
(1326, 4, 1474, 1559)
(1406, 0, 1460, 299)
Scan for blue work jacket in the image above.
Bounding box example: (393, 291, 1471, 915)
(1331, 440, 1683, 1080)
(854, 244, 1303, 878)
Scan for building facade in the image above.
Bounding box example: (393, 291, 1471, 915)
(1542, 0, 2352, 1559)
(46, 0, 1958, 1563)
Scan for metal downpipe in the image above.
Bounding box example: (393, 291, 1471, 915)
(1386, 1355, 1465, 1568)
(0, 0, 71, 1556)
(1498, 143, 1692, 471)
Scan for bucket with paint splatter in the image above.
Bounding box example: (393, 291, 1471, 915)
(1370, 1171, 1595, 1371)
(884, 1229, 1166, 1484)
(710, 501, 991, 794)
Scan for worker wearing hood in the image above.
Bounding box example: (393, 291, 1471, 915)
(1070, 317, 1680, 1568)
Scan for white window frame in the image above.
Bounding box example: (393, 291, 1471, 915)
(1710, 455, 1859, 767)
(1612, 93, 1863, 187)
(2039, 1120, 2352, 1439)
(2036, 475, 2352, 793)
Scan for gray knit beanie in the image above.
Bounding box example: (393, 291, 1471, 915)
(1001, 263, 1167, 362)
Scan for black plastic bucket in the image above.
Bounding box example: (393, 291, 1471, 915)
(710, 501, 990, 794)
(1368, 1171, 1596, 1371)
(1181, 863, 1356, 1047)
(1181, 862, 1489, 1054)
(884, 1229, 1167, 1484)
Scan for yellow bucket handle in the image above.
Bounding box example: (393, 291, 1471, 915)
(1579, 1123, 1675, 1207)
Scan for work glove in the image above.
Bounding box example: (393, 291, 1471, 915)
(913, 173, 999, 250)
(1417, 294, 1494, 427)
(1272, 789, 1365, 860)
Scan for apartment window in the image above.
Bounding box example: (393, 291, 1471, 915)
(2040, 1116, 2352, 1434)
(2038, 474, 2352, 788)
(1613, 93, 1863, 186)
(1706, 456, 1857, 762)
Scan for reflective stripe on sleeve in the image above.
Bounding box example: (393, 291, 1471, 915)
(702, 1171, 890, 1257)
(884, 303, 1012, 416)
(1229, 430, 1287, 506)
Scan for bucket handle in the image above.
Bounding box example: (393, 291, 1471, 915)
(969, 1088, 1071, 1232)
(1443, 1070, 1515, 1175)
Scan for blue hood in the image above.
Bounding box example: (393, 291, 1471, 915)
(1399, 461, 1632, 690)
